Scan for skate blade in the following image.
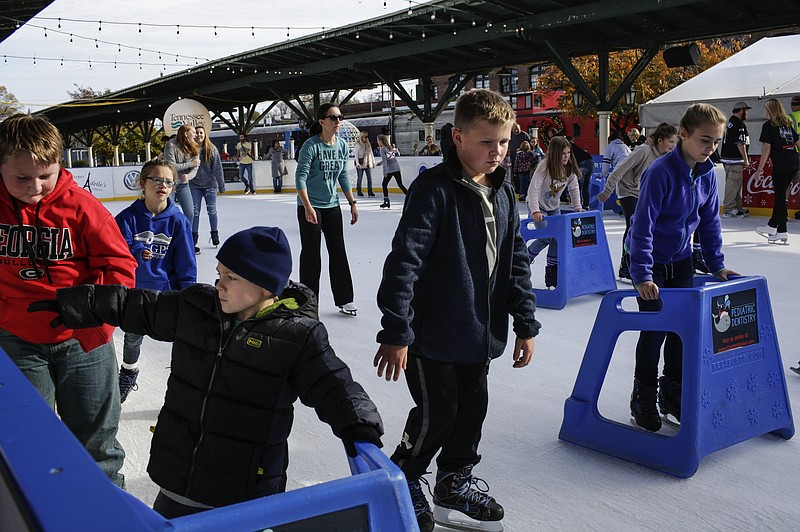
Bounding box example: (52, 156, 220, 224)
(433, 505, 503, 532)
(662, 412, 681, 428)
(790, 366, 800, 376)
(338, 309, 357, 316)
(628, 417, 679, 436)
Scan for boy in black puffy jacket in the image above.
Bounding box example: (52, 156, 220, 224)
(30, 226, 383, 518)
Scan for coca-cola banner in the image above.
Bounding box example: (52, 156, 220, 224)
(743, 156, 800, 210)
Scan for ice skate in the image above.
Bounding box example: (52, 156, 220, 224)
(630, 378, 661, 432)
(618, 254, 631, 281)
(408, 478, 435, 532)
(380, 197, 391, 209)
(544, 265, 557, 290)
(658, 376, 682, 427)
(691, 250, 709, 274)
(766, 232, 788, 244)
(790, 363, 800, 376)
(338, 302, 357, 316)
(210, 231, 220, 247)
(433, 466, 504, 532)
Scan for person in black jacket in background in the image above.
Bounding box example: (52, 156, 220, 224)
(29, 226, 383, 519)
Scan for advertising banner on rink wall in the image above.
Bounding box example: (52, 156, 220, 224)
(163, 99, 212, 136)
(743, 156, 800, 211)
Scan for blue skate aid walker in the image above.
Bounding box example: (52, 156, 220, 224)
(0, 348, 416, 531)
(558, 276, 794, 478)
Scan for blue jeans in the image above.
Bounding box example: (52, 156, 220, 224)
(527, 209, 559, 264)
(238, 163, 253, 191)
(356, 167, 373, 194)
(190, 186, 218, 233)
(517, 171, 531, 199)
(122, 331, 144, 366)
(0, 328, 125, 487)
(174, 182, 194, 229)
(578, 159, 594, 209)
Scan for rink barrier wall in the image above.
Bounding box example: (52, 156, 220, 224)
(558, 276, 794, 478)
(520, 210, 617, 310)
(67, 156, 443, 202)
(0, 349, 416, 531)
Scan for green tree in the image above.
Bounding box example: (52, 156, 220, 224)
(0, 86, 24, 121)
(537, 37, 748, 133)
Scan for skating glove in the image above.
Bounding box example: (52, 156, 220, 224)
(341, 425, 383, 457)
(28, 285, 115, 329)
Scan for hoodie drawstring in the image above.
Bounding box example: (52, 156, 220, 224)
(10, 196, 53, 284)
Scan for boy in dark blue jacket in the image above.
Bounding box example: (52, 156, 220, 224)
(626, 103, 738, 432)
(373, 89, 540, 532)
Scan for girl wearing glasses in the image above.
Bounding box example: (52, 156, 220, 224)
(295, 103, 359, 316)
(113, 160, 197, 403)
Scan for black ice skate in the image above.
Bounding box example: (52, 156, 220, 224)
(630, 378, 661, 432)
(658, 376, 682, 426)
(544, 265, 557, 290)
(210, 231, 220, 247)
(119, 367, 139, 404)
(691, 250, 709, 274)
(433, 465, 504, 532)
(338, 302, 357, 316)
(380, 197, 391, 209)
(618, 253, 631, 281)
(408, 478, 435, 532)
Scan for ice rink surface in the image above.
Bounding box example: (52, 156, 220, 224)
(103, 191, 800, 531)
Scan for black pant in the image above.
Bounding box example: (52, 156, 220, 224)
(634, 256, 693, 387)
(153, 491, 210, 519)
(296, 206, 354, 306)
(391, 355, 489, 480)
(619, 196, 638, 261)
(382, 171, 408, 197)
(768, 169, 796, 233)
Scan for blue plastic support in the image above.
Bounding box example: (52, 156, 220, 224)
(520, 211, 617, 310)
(588, 154, 622, 213)
(0, 349, 417, 531)
(558, 276, 794, 478)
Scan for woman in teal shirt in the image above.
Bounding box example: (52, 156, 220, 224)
(295, 103, 359, 315)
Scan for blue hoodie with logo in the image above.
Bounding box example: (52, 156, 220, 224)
(626, 141, 725, 285)
(115, 198, 197, 291)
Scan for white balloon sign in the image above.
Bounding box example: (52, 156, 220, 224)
(163, 99, 212, 136)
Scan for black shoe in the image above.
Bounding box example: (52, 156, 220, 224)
(194, 246, 201, 255)
(658, 376, 682, 422)
(357, 191, 364, 197)
(210, 231, 220, 247)
(433, 465, 504, 523)
(692, 250, 709, 274)
(368, 191, 376, 197)
(630, 378, 661, 432)
(408, 478, 435, 532)
(119, 367, 139, 404)
(380, 198, 390, 209)
(544, 265, 557, 289)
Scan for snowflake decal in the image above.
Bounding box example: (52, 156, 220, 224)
(726, 381, 738, 401)
(759, 323, 772, 339)
(767, 371, 780, 387)
(712, 411, 724, 427)
(701, 390, 712, 408)
(748, 408, 760, 425)
(744, 193, 753, 203)
(772, 401, 784, 418)
(702, 347, 714, 366)
(747, 374, 758, 391)
(761, 199, 767, 206)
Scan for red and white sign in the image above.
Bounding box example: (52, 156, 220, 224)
(743, 156, 800, 210)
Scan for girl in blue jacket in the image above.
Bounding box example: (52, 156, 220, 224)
(114, 160, 197, 402)
(626, 103, 738, 432)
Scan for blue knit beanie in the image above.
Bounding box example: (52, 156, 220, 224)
(216, 226, 292, 295)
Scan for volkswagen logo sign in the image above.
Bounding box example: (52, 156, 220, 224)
(124, 170, 141, 191)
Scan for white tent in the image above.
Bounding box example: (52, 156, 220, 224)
(639, 34, 800, 131)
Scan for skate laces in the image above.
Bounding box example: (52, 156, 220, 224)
(409, 476, 432, 514)
(452, 472, 493, 506)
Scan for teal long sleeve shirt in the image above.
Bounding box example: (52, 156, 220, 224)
(295, 136, 351, 208)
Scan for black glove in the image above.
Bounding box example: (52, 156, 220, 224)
(28, 299, 65, 328)
(341, 425, 383, 458)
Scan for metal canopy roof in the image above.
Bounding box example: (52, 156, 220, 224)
(38, 0, 800, 134)
(0, 1, 55, 43)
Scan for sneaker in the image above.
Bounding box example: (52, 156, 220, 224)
(630, 378, 661, 432)
(408, 478, 435, 532)
(119, 367, 139, 403)
(658, 376, 682, 423)
(722, 211, 736, 218)
(739, 208, 750, 217)
(691, 250, 709, 274)
(433, 465, 504, 523)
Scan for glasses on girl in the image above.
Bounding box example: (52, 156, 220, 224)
(325, 115, 344, 122)
(148, 177, 175, 187)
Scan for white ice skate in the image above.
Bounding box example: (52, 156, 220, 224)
(339, 302, 358, 316)
(433, 505, 504, 532)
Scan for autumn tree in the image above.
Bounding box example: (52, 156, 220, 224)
(537, 37, 748, 133)
(0, 86, 24, 121)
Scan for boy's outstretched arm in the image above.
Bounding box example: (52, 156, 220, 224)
(512, 336, 535, 368)
(374, 344, 408, 382)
